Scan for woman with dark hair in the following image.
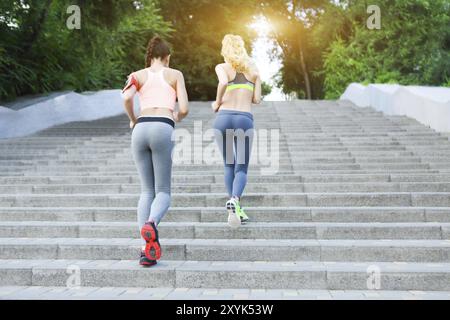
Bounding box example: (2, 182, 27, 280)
(122, 36, 189, 267)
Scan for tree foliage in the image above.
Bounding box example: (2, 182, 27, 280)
(321, 0, 450, 99)
(0, 0, 171, 101)
(1, 0, 448, 102)
(260, 0, 450, 99)
(259, 0, 331, 99)
(158, 0, 257, 100)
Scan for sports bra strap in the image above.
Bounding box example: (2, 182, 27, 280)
(226, 72, 255, 92)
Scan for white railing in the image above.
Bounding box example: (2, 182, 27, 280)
(341, 83, 450, 133)
(0, 90, 126, 139)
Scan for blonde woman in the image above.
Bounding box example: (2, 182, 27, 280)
(212, 34, 262, 228)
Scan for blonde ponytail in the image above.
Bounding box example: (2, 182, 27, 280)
(221, 34, 252, 73)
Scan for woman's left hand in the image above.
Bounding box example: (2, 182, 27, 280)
(130, 119, 137, 129)
(211, 101, 221, 113)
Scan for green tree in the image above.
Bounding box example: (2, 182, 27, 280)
(158, 0, 258, 100)
(262, 81, 273, 97)
(0, 0, 171, 101)
(260, 0, 330, 99)
(2, 0, 448, 102)
(259, 0, 449, 100)
(322, 0, 450, 99)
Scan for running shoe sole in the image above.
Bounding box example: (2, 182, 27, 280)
(140, 223, 162, 261)
(226, 200, 241, 228)
(140, 256, 157, 267)
(140, 261, 157, 267)
(240, 217, 249, 224)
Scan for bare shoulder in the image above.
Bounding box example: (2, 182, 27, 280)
(217, 63, 232, 74)
(132, 68, 148, 83)
(166, 67, 184, 78)
(217, 63, 234, 79)
(215, 63, 227, 69)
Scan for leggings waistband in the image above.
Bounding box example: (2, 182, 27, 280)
(217, 109, 253, 120)
(136, 116, 175, 128)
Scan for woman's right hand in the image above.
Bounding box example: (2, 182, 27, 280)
(130, 119, 137, 129)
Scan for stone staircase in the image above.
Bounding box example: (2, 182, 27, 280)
(1, 100, 450, 298)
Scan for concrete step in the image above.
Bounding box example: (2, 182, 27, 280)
(8, 147, 447, 158)
(1, 238, 450, 263)
(0, 207, 448, 223)
(11, 156, 450, 166)
(3, 150, 430, 159)
(0, 221, 447, 240)
(0, 259, 448, 290)
(4, 159, 450, 169)
(0, 165, 296, 173)
(3, 173, 450, 184)
(7, 152, 450, 162)
(3, 182, 450, 194)
(0, 168, 296, 175)
(2, 169, 443, 177)
(1, 192, 450, 207)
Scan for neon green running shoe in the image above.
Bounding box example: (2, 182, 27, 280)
(237, 206, 250, 224)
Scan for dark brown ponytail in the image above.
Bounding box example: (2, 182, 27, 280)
(145, 36, 171, 68)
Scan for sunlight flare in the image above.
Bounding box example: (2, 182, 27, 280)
(249, 16, 272, 36)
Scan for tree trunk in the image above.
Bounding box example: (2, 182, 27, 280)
(291, 0, 312, 99)
(298, 40, 312, 99)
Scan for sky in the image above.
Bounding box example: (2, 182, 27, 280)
(249, 17, 285, 101)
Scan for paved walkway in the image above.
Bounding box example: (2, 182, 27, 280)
(2, 286, 450, 300)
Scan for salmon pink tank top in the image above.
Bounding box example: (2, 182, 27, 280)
(132, 68, 176, 111)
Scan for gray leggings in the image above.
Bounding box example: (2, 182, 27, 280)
(213, 110, 254, 198)
(131, 119, 174, 241)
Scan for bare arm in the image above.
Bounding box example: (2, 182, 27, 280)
(174, 71, 189, 122)
(121, 74, 139, 128)
(123, 91, 137, 123)
(252, 74, 262, 105)
(213, 64, 228, 112)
